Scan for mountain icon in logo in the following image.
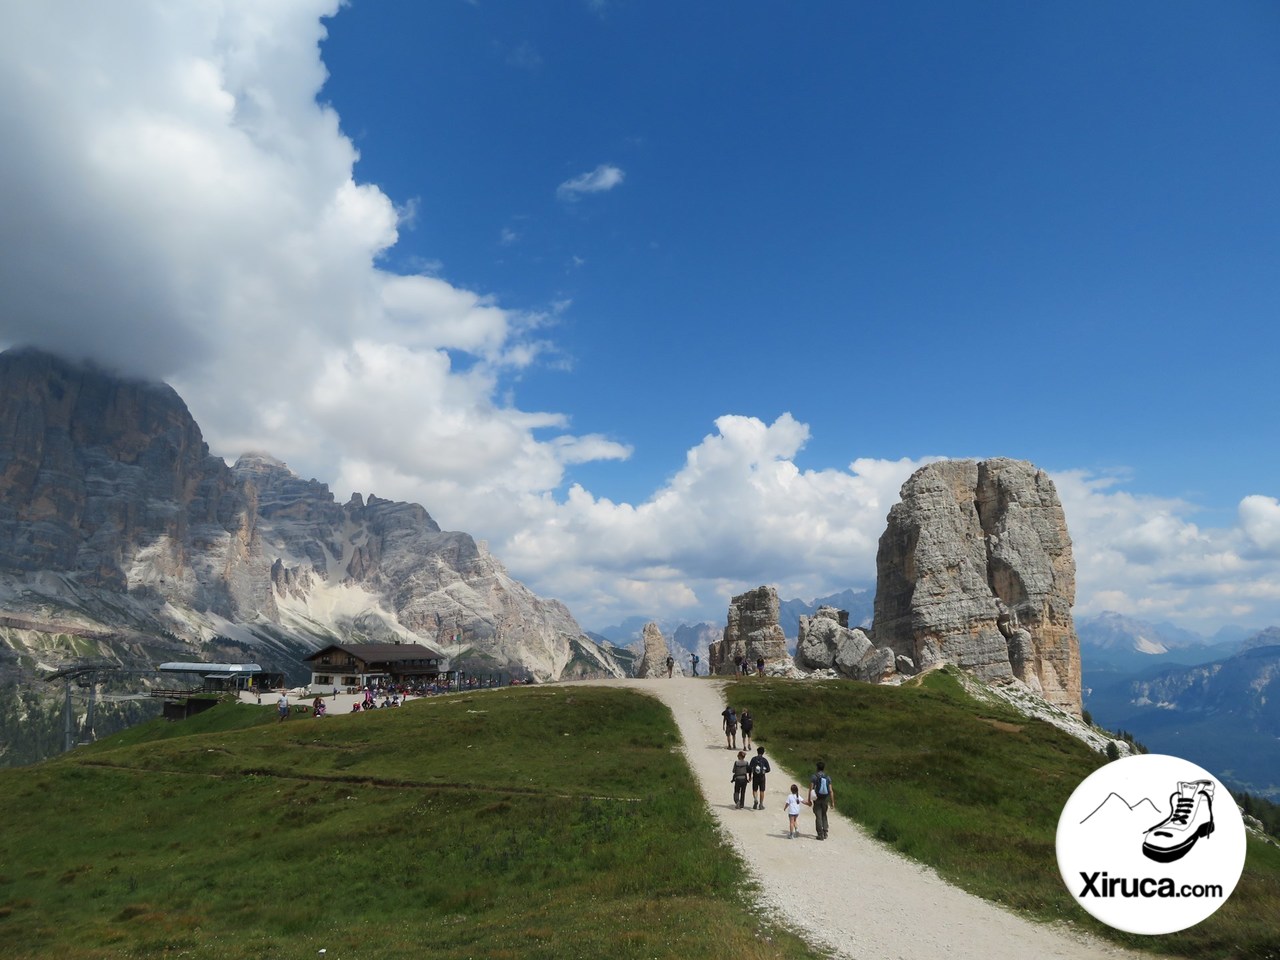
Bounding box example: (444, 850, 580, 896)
(1079, 792, 1162, 829)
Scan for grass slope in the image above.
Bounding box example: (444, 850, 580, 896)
(4, 674, 1278, 959)
(0, 689, 820, 960)
(726, 669, 1280, 960)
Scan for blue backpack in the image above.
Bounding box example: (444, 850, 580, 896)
(815, 772, 831, 796)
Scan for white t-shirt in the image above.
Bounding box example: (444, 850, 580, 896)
(784, 793, 803, 816)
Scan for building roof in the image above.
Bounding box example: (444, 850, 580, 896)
(158, 662, 263, 674)
(303, 643, 443, 665)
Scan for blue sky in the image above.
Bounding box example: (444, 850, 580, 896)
(320, 1, 1280, 501)
(2, 1, 1278, 632)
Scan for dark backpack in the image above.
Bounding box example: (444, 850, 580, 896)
(815, 772, 830, 796)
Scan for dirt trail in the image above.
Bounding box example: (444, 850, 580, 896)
(578, 676, 1146, 960)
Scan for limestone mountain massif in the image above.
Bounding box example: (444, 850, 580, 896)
(708, 586, 790, 674)
(749, 457, 1083, 715)
(0, 348, 624, 686)
(872, 458, 1082, 713)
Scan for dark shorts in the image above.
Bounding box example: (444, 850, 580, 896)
(752, 774, 766, 790)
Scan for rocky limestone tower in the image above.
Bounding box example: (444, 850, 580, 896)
(709, 585, 790, 674)
(795, 606, 897, 682)
(873, 458, 1082, 713)
(635, 622, 675, 678)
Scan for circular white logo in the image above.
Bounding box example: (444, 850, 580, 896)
(1056, 753, 1246, 934)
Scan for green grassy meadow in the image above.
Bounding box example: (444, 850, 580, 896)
(2, 673, 1278, 959)
(727, 669, 1280, 960)
(0, 688, 821, 960)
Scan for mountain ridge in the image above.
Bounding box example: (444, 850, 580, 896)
(0, 348, 624, 699)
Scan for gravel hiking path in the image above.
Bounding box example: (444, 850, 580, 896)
(576, 676, 1149, 960)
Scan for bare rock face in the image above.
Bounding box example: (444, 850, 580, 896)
(0, 348, 620, 685)
(795, 606, 897, 682)
(635, 622, 675, 678)
(709, 585, 789, 674)
(872, 458, 1081, 713)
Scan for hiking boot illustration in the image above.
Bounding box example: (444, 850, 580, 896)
(1142, 780, 1215, 863)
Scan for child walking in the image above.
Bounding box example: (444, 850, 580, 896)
(783, 783, 809, 838)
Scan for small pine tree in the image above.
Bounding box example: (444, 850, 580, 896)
(1105, 740, 1121, 761)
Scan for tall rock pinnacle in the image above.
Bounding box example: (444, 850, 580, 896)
(872, 458, 1082, 713)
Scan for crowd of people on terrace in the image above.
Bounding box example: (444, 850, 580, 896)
(263, 673, 516, 720)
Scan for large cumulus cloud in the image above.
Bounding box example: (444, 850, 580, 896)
(0, 0, 630, 534)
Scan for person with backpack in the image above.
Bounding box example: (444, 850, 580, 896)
(665, 654, 674, 678)
(721, 705, 738, 749)
(730, 750, 751, 808)
(808, 761, 835, 840)
(739, 708, 755, 750)
(749, 745, 771, 809)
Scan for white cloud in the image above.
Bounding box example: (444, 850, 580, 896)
(556, 164, 625, 200)
(1239, 495, 1280, 555)
(1055, 472, 1280, 630)
(486, 448, 1280, 632)
(485, 414, 937, 625)
(506, 41, 543, 71)
(0, 1, 618, 534)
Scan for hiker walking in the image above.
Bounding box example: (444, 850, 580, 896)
(731, 751, 751, 808)
(722, 704, 738, 749)
(756, 656, 765, 676)
(666, 654, 675, 678)
(749, 746, 771, 809)
(808, 761, 835, 840)
(783, 784, 808, 838)
(690, 653, 700, 676)
(276, 691, 289, 722)
(740, 708, 755, 750)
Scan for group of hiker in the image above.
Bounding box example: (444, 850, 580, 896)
(673, 652, 770, 677)
(722, 703, 836, 840)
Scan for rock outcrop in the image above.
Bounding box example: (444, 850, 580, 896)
(795, 606, 897, 682)
(635, 622, 675, 678)
(0, 348, 621, 685)
(872, 458, 1081, 713)
(709, 586, 790, 674)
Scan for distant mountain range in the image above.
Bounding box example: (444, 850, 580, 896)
(1080, 614, 1280, 800)
(1077, 611, 1252, 670)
